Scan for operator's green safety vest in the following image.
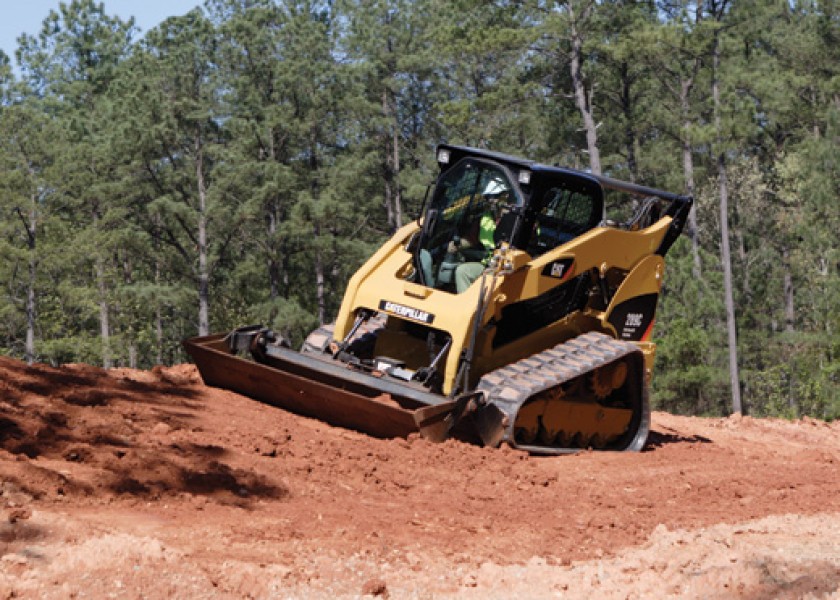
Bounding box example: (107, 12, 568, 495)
(479, 212, 496, 264)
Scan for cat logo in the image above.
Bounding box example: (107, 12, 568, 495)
(541, 258, 575, 281)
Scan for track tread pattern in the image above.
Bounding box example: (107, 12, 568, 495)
(476, 332, 645, 452)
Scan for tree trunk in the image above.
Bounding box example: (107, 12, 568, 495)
(196, 130, 210, 337)
(154, 215, 164, 365)
(732, 194, 751, 299)
(717, 156, 742, 414)
(782, 246, 798, 416)
(24, 198, 37, 365)
(681, 80, 702, 280)
(96, 258, 111, 368)
(94, 209, 112, 368)
(392, 119, 402, 229)
(315, 249, 326, 325)
(619, 62, 637, 182)
(308, 134, 326, 324)
(783, 247, 795, 332)
(267, 201, 281, 299)
(156, 303, 164, 365)
(713, 32, 742, 415)
(26, 249, 36, 364)
(382, 89, 403, 233)
(568, 3, 601, 175)
(683, 142, 702, 279)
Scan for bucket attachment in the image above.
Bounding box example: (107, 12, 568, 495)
(183, 330, 441, 439)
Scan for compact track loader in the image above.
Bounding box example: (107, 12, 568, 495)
(184, 145, 692, 454)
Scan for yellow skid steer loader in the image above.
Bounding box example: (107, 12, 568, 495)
(184, 145, 692, 454)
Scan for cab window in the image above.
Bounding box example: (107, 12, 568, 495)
(527, 181, 603, 256)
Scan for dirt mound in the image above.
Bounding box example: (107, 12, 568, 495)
(1, 356, 839, 598)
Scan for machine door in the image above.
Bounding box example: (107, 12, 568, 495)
(417, 159, 521, 292)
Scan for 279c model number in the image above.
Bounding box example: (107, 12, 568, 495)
(625, 313, 644, 328)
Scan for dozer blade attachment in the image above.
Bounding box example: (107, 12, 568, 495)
(184, 330, 649, 455)
(472, 402, 508, 448)
(413, 391, 483, 443)
(413, 401, 458, 442)
(183, 333, 449, 440)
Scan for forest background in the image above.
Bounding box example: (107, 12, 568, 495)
(0, 0, 837, 420)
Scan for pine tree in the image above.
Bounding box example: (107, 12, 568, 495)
(113, 9, 232, 337)
(15, 0, 136, 366)
(0, 101, 62, 363)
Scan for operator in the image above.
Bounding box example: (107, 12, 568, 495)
(453, 180, 509, 293)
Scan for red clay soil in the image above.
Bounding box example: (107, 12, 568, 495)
(1, 355, 838, 599)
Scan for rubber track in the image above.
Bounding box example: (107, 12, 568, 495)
(476, 331, 644, 453)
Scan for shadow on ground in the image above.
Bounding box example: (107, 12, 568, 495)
(0, 356, 287, 505)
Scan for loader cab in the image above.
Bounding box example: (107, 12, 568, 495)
(522, 172, 605, 257)
(415, 154, 525, 292)
(412, 145, 614, 293)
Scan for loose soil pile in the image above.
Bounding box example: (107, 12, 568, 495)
(1, 355, 838, 598)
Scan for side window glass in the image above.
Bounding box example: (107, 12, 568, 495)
(426, 166, 480, 249)
(529, 185, 599, 256)
(418, 160, 518, 292)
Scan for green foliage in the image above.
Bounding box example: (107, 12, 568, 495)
(0, 0, 836, 420)
(653, 237, 729, 416)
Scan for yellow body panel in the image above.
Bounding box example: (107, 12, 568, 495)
(333, 216, 673, 395)
(513, 218, 671, 300)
